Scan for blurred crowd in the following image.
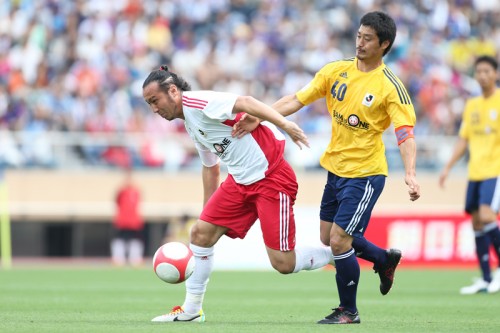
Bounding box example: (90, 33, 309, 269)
(0, 0, 499, 169)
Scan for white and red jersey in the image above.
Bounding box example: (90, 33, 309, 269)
(182, 90, 286, 185)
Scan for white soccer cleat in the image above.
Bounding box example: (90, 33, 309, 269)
(487, 268, 500, 294)
(151, 305, 205, 322)
(460, 278, 489, 295)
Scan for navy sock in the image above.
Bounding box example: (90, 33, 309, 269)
(334, 248, 359, 314)
(475, 231, 491, 282)
(484, 222, 500, 266)
(352, 236, 387, 269)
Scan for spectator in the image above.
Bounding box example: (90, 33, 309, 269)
(0, 0, 499, 170)
(111, 168, 144, 267)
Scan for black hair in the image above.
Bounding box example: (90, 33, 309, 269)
(360, 11, 397, 56)
(475, 55, 498, 71)
(142, 65, 192, 92)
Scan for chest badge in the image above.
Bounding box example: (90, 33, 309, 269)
(490, 109, 497, 121)
(362, 93, 375, 107)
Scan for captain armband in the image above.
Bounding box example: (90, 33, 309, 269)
(395, 126, 414, 145)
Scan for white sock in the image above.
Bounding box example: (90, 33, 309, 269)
(293, 245, 333, 273)
(183, 244, 214, 313)
(128, 239, 144, 266)
(110, 239, 126, 265)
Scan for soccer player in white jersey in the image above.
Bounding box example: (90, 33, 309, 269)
(142, 65, 334, 323)
(234, 11, 418, 325)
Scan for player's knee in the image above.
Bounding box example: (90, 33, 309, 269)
(320, 234, 330, 246)
(273, 262, 294, 274)
(270, 257, 294, 274)
(330, 232, 350, 255)
(189, 223, 214, 247)
(478, 207, 497, 225)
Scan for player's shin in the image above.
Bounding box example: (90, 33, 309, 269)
(351, 236, 387, 268)
(293, 245, 334, 273)
(183, 244, 214, 314)
(484, 222, 500, 262)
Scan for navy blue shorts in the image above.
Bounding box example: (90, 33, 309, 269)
(320, 172, 385, 237)
(465, 177, 500, 214)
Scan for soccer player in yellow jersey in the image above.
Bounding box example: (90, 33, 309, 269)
(257, 11, 420, 324)
(439, 55, 500, 295)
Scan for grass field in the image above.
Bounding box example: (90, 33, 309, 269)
(1, 266, 498, 333)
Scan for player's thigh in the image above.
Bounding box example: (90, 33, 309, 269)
(478, 177, 500, 222)
(320, 220, 333, 246)
(200, 178, 258, 240)
(319, 172, 339, 224)
(265, 246, 295, 273)
(465, 180, 481, 214)
(319, 172, 340, 245)
(190, 219, 228, 247)
(469, 211, 482, 230)
(256, 163, 298, 252)
(256, 190, 296, 252)
(335, 175, 385, 237)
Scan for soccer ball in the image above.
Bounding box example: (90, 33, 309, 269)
(153, 242, 195, 284)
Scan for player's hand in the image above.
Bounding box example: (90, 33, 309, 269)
(281, 120, 310, 149)
(405, 174, 420, 201)
(231, 113, 260, 138)
(438, 169, 448, 189)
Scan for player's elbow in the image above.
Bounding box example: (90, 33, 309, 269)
(234, 95, 258, 114)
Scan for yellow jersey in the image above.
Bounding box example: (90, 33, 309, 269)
(296, 57, 416, 177)
(459, 89, 500, 180)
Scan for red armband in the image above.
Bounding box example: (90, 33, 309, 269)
(395, 126, 414, 145)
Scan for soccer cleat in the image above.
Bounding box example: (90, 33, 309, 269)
(374, 248, 402, 295)
(317, 307, 360, 324)
(460, 278, 489, 295)
(487, 268, 500, 293)
(151, 306, 205, 322)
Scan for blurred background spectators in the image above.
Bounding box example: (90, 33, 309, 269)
(0, 0, 498, 171)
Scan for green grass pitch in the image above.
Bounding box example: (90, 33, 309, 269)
(1, 267, 499, 333)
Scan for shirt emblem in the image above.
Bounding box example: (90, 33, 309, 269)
(490, 110, 497, 121)
(362, 93, 375, 107)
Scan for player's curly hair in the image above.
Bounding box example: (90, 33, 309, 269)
(142, 65, 192, 92)
(360, 11, 396, 56)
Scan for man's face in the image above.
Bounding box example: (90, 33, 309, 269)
(475, 62, 497, 91)
(143, 82, 180, 121)
(356, 25, 388, 61)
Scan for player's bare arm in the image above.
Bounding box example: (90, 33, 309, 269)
(398, 137, 420, 201)
(231, 94, 304, 138)
(272, 94, 304, 117)
(233, 95, 310, 149)
(439, 137, 468, 188)
(201, 163, 220, 207)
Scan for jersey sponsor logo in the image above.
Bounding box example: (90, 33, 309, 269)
(339, 72, 348, 79)
(198, 129, 206, 136)
(348, 114, 359, 126)
(333, 111, 370, 131)
(213, 138, 231, 157)
(362, 93, 375, 107)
